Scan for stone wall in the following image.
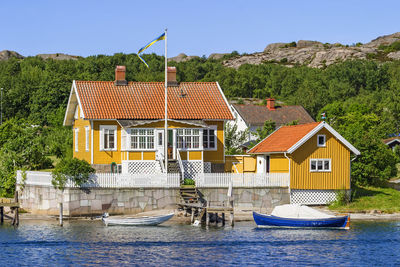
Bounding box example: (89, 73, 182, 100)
(19, 185, 179, 216)
(18, 185, 289, 216)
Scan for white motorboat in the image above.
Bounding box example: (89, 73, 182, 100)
(102, 213, 174, 226)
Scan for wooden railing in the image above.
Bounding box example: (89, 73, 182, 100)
(17, 171, 181, 188)
(194, 173, 290, 188)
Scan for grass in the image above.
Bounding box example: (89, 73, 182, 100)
(329, 185, 400, 213)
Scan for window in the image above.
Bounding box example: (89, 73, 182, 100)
(177, 129, 200, 149)
(130, 129, 154, 150)
(203, 127, 216, 150)
(317, 135, 326, 147)
(310, 159, 331, 172)
(85, 127, 89, 151)
(100, 126, 117, 151)
(74, 128, 79, 152)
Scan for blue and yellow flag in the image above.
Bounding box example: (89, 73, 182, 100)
(137, 32, 165, 68)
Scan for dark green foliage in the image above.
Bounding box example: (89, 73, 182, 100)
(52, 158, 95, 191)
(256, 120, 276, 142)
(284, 42, 297, 48)
(183, 178, 195, 186)
(378, 41, 400, 53)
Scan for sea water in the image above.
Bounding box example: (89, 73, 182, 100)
(0, 220, 399, 266)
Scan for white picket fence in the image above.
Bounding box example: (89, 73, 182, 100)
(17, 171, 289, 189)
(17, 171, 180, 188)
(194, 173, 290, 188)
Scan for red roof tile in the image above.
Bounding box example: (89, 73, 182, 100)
(75, 81, 234, 120)
(248, 122, 321, 153)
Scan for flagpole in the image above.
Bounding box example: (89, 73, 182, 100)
(164, 28, 168, 173)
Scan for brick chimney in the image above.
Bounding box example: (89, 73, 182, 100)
(167, 66, 178, 86)
(115, 65, 128, 86)
(266, 98, 276, 110)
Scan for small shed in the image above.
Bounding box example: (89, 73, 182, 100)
(248, 122, 360, 205)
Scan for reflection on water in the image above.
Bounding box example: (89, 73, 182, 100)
(0, 220, 399, 266)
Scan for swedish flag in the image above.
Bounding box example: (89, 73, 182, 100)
(137, 32, 166, 68)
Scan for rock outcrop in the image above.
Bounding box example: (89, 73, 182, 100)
(0, 50, 24, 61)
(208, 53, 229, 60)
(224, 32, 400, 68)
(168, 53, 200, 63)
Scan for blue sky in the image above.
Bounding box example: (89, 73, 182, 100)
(1, 0, 399, 57)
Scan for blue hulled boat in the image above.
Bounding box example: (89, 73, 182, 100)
(253, 205, 350, 229)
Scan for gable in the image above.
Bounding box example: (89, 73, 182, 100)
(248, 122, 360, 155)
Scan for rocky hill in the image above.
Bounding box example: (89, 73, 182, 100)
(222, 32, 400, 68)
(0, 50, 80, 61)
(0, 50, 24, 61)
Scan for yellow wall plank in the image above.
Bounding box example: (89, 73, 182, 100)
(290, 128, 350, 190)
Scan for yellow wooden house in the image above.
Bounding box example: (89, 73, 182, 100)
(247, 122, 360, 204)
(63, 66, 234, 176)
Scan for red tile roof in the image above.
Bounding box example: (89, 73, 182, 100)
(75, 81, 234, 120)
(232, 104, 314, 127)
(248, 122, 321, 153)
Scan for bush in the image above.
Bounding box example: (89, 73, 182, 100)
(183, 178, 195, 185)
(52, 158, 95, 190)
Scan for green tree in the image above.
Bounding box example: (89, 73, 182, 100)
(224, 123, 248, 155)
(256, 120, 276, 142)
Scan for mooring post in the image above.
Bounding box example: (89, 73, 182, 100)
(15, 192, 19, 226)
(59, 202, 63, 226)
(191, 208, 195, 223)
(222, 212, 225, 226)
(0, 206, 3, 224)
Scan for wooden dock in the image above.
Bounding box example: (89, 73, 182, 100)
(0, 193, 20, 226)
(177, 187, 234, 226)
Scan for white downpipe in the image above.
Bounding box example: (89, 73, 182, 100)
(284, 152, 291, 196)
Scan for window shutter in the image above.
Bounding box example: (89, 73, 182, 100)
(100, 127, 104, 150)
(121, 127, 127, 151)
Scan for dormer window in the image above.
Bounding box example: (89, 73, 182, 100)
(317, 135, 326, 147)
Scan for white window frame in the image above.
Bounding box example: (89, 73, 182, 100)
(177, 128, 201, 151)
(74, 128, 79, 152)
(203, 125, 217, 151)
(310, 158, 331, 172)
(85, 126, 89, 151)
(100, 125, 117, 151)
(129, 128, 155, 151)
(317, 134, 326, 147)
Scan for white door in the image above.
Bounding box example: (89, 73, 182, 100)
(156, 129, 164, 160)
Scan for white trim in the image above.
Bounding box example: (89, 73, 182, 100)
(216, 82, 235, 120)
(310, 158, 331, 172)
(73, 81, 85, 119)
(287, 122, 361, 155)
(128, 128, 156, 151)
(99, 125, 118, 151)
(90, 121, 94, 164)
(226, 154, 254, 157)
(385, 139, 400, 146)
(85, 126, 89, 151)
(74, 128, 79, 152)
(317, 134, 326, 147)
(203, 125, 218, 151)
